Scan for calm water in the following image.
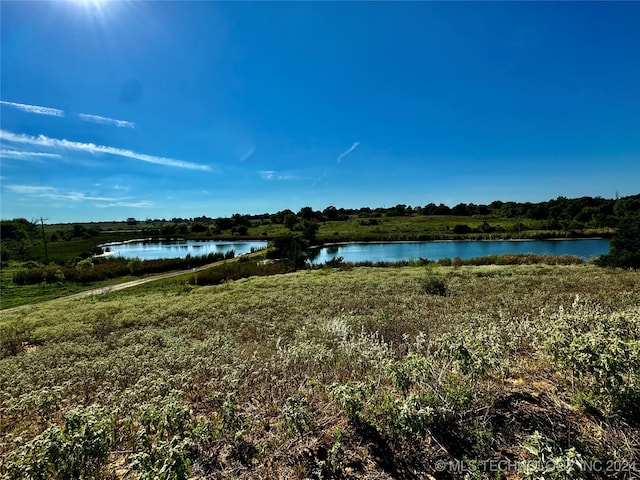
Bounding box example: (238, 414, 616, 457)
(100, 238, 610, 263)
(308, 239, 610, 264)
(100, 239, 268, 260)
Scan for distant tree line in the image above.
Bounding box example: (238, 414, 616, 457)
(129, 194, 639, 232)
(2, 194, 639, 267)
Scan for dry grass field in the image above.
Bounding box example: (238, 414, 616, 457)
(1, 264, 638, 479)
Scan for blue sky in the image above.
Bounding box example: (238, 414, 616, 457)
(1, 1, 638, 223)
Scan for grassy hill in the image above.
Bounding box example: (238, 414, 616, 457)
(1, 265, 638, 479)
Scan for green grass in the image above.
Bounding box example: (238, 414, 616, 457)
(244, 214, 612, 242)
(0, 263, 143, 310)
(317, 214, 535, 241)
(1, 265, 638, 479)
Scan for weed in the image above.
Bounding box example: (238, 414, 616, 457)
(521, 431, 584, 480)
(16, 386, 64, 422)
(0, 322, 25, 358)
(130, 436, 192, 480)
(4, 406, 111, 480)
(331, 382, 367, 421)
(544, 298, 640, 419)
(282, 395, 312, 436)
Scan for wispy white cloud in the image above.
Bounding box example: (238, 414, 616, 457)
(5, 185, 57, 195)
(258, 170, 298, 181)
(5, 183, 153, 208)
(1, 100, 137, 128)
(77, 113, 135, 128)
(0, 130, 212, 171)
(96, 201, 154, 208)
(337, 142, 360, 163)
(0, 100, 65, 117)
(0, 149, 63, 160)
(239, 147, 255, 162)
(6, 184, 117, 202)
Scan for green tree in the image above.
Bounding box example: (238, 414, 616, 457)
(597, 214, 640, 269)
(322, 205, 339, 220)
(301, 221, 319, 242)
(298, 206, 315, 220)
(16, 239, 32, 261)
(266, 235, 308, 268)
(613, 195, 640, 218)
(283, 213, 298, 231)
(389, 204, 408, 216)
(215, 217, 233, 231)
(232, 213, 250, 227)
(190, 222, 207, 233)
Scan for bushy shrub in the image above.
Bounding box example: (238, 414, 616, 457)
(4, 406, 111, 480)
(545, 298, 640, 419)
(331, 382, 367, 421)
(0, 323, 25, 359)
(128, 258, 142, 274)
(323, 256, 345, 268)
(453, 224, 472, 234)
(453, 254, 582, 266)
(12, 252, 232, 285)
(282, 395, 312, 436)
(130, 437, 192, 480)
(189, 260, 290, 286)
(330, 335, 474, 443)
(421, 269, 449, 296)
(76, 258, 94, 271)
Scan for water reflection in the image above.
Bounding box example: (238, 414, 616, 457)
(309, 239, 609, 265)
(101, 240, 267, 260)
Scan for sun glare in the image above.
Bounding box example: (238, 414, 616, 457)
(69, 0, 113, 22)
(72, 0, 109, 6)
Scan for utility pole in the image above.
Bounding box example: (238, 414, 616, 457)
(40, 217, 49, 264)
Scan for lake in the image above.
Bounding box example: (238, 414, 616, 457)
(308, 238, 610, 264)
(100, 238, 610, 263)
(100, 239, 268, 260)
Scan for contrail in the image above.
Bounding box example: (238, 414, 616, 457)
(337, 142, 360, 163)
(78, 113, 134, 128)
(0, 100, 64, 117)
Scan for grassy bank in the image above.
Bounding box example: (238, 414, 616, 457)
(243, 214, 612, 243)
(0, 263, 142, 310)
(1, 265, 638, 479)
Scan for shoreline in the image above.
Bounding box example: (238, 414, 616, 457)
(98, 236, 607, 249)
(311, 237, 608, 249)
(97, 237, 268, 248)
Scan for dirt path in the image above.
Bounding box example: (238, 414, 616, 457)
(51, 261, 224, 302)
